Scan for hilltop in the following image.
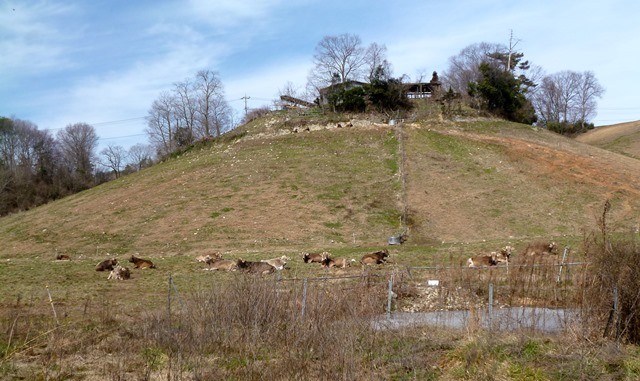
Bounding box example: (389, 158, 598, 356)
(1, 110, 640, 259)
(575, 120, 640, 159)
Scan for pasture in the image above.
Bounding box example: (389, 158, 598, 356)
(4, 233, 640, 380)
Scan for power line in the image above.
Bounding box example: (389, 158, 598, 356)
(99, 133, 147, 141)
(92, 117, 146, 126)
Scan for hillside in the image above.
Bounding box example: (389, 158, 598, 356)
(575, 120, 640, 159)
(1, 111, 640, 259)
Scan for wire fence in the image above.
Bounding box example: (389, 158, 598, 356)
(162, 260, 596, 335)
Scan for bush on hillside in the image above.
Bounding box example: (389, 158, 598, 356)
(547, 120, 595, 136)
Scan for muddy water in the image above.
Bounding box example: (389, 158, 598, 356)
(373, 307, 579, 332)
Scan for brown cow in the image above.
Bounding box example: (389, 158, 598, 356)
(467, 254, 498, 267)
(107, 265, 131, 280)
(261, 255, 290, 270)
(56, 254, 71, 261)
(237, 259, 275, 275)
(322, 257, 354, 269)
(523, 242, 558, 256)
(205, 259, 240, 271)
(196, 253, 222, 265)
(302, 251, 329, 264)
(467, 246, 513, 268)
(96, 258, 118, 272)
(129, 255, 156, 269)
(360, 249, 389, 265)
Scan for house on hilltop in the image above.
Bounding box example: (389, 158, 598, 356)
(315, 71, 442, 106)
(405, 71, 442, 99)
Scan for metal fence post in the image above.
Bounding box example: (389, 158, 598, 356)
(301, 278, 308, 320)
(488, 283, 494, 330)
(167, 274, 172, 327)
(557, 246, 570, 283)
(387, 274, 394, 321)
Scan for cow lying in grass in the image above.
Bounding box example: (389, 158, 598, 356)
(237, 259, 275, 274)
(302, 251, 329, 264)
(107, 265, 131, 280)
(466, 246, 513, 267)
(56, 254, 70, 261)
(204, 259, 240, 271)
(360, 249, 389, 265)
(322, 256, 355, 269)
(196, 253, 222, 265)
(523, 241, 558, 256)
(129, 255, 156, 269)
(96, 258, 118, 271)
(261, 255, 290, 270)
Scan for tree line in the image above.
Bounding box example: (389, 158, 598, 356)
(0, 118, 153, 216)
(145, 69, 234, 158)
(299, 34, 604, 134)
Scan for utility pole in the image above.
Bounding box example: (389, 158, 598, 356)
(507, 29, 520, 72)
(241, 94, 250, 116)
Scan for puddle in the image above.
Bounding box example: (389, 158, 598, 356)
(373, 307, 579, 332)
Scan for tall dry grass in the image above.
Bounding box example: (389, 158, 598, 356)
(583, 200, 640, 343)
(109, 274, 390, 380)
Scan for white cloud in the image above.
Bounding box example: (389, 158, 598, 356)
(0, 2, 80, 75)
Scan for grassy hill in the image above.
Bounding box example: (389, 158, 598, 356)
(1, 111, 640, 260)
(575, 120, 640, 159)
(3, 109, 640, 379)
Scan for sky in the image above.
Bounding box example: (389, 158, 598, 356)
(2, 0, 639, 151)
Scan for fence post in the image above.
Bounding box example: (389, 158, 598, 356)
(488, 283, 494, 330)
(614, 286, 620, 343)
(46, 285, 59, 325)
(301, 278, 308, 320)
(387, 274, 394, 321)
(556, 246, 570, 283)
(167, 274, 172, 326)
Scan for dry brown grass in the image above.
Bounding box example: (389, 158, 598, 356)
(576, 120, 640, 159)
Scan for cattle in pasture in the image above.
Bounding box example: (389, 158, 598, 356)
(129, 255, 156, 269)
(467, 245, 513, 268)
(360, 249, 389, 265)
(237, 259, 276, 275)
(204, 259, 240, 271)
(56, 254, 70, 261)
(107, 265, 131, 280)
(322, 256, 354, 269)
(302, 251, 329, 264)
(467, 254, 498, 267)
(96, 258, 118, 272)
(523, 242, 558, 256)
(261, 255, 290, 270)
(196, 253, 222, 265)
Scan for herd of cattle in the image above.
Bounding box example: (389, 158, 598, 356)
(56, 241, 559, 281)
(193, 249, 389, 275)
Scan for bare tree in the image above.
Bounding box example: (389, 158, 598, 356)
(146, 92, 179, 157)
(532, 70, 604, 127)
(173, 79, 197, 144)
(194, 70, 231, 138)
(364, 42, 391, 80)
(441, 42, 506, 95)
(57, 122, 99, 189)
(127, 143, 154, 171)
(577, 71, 605, 124)
(100, 144, 127, 179)
(308, 33, 367, 88)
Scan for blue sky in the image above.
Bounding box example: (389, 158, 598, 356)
(2, 0, 639, 150)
